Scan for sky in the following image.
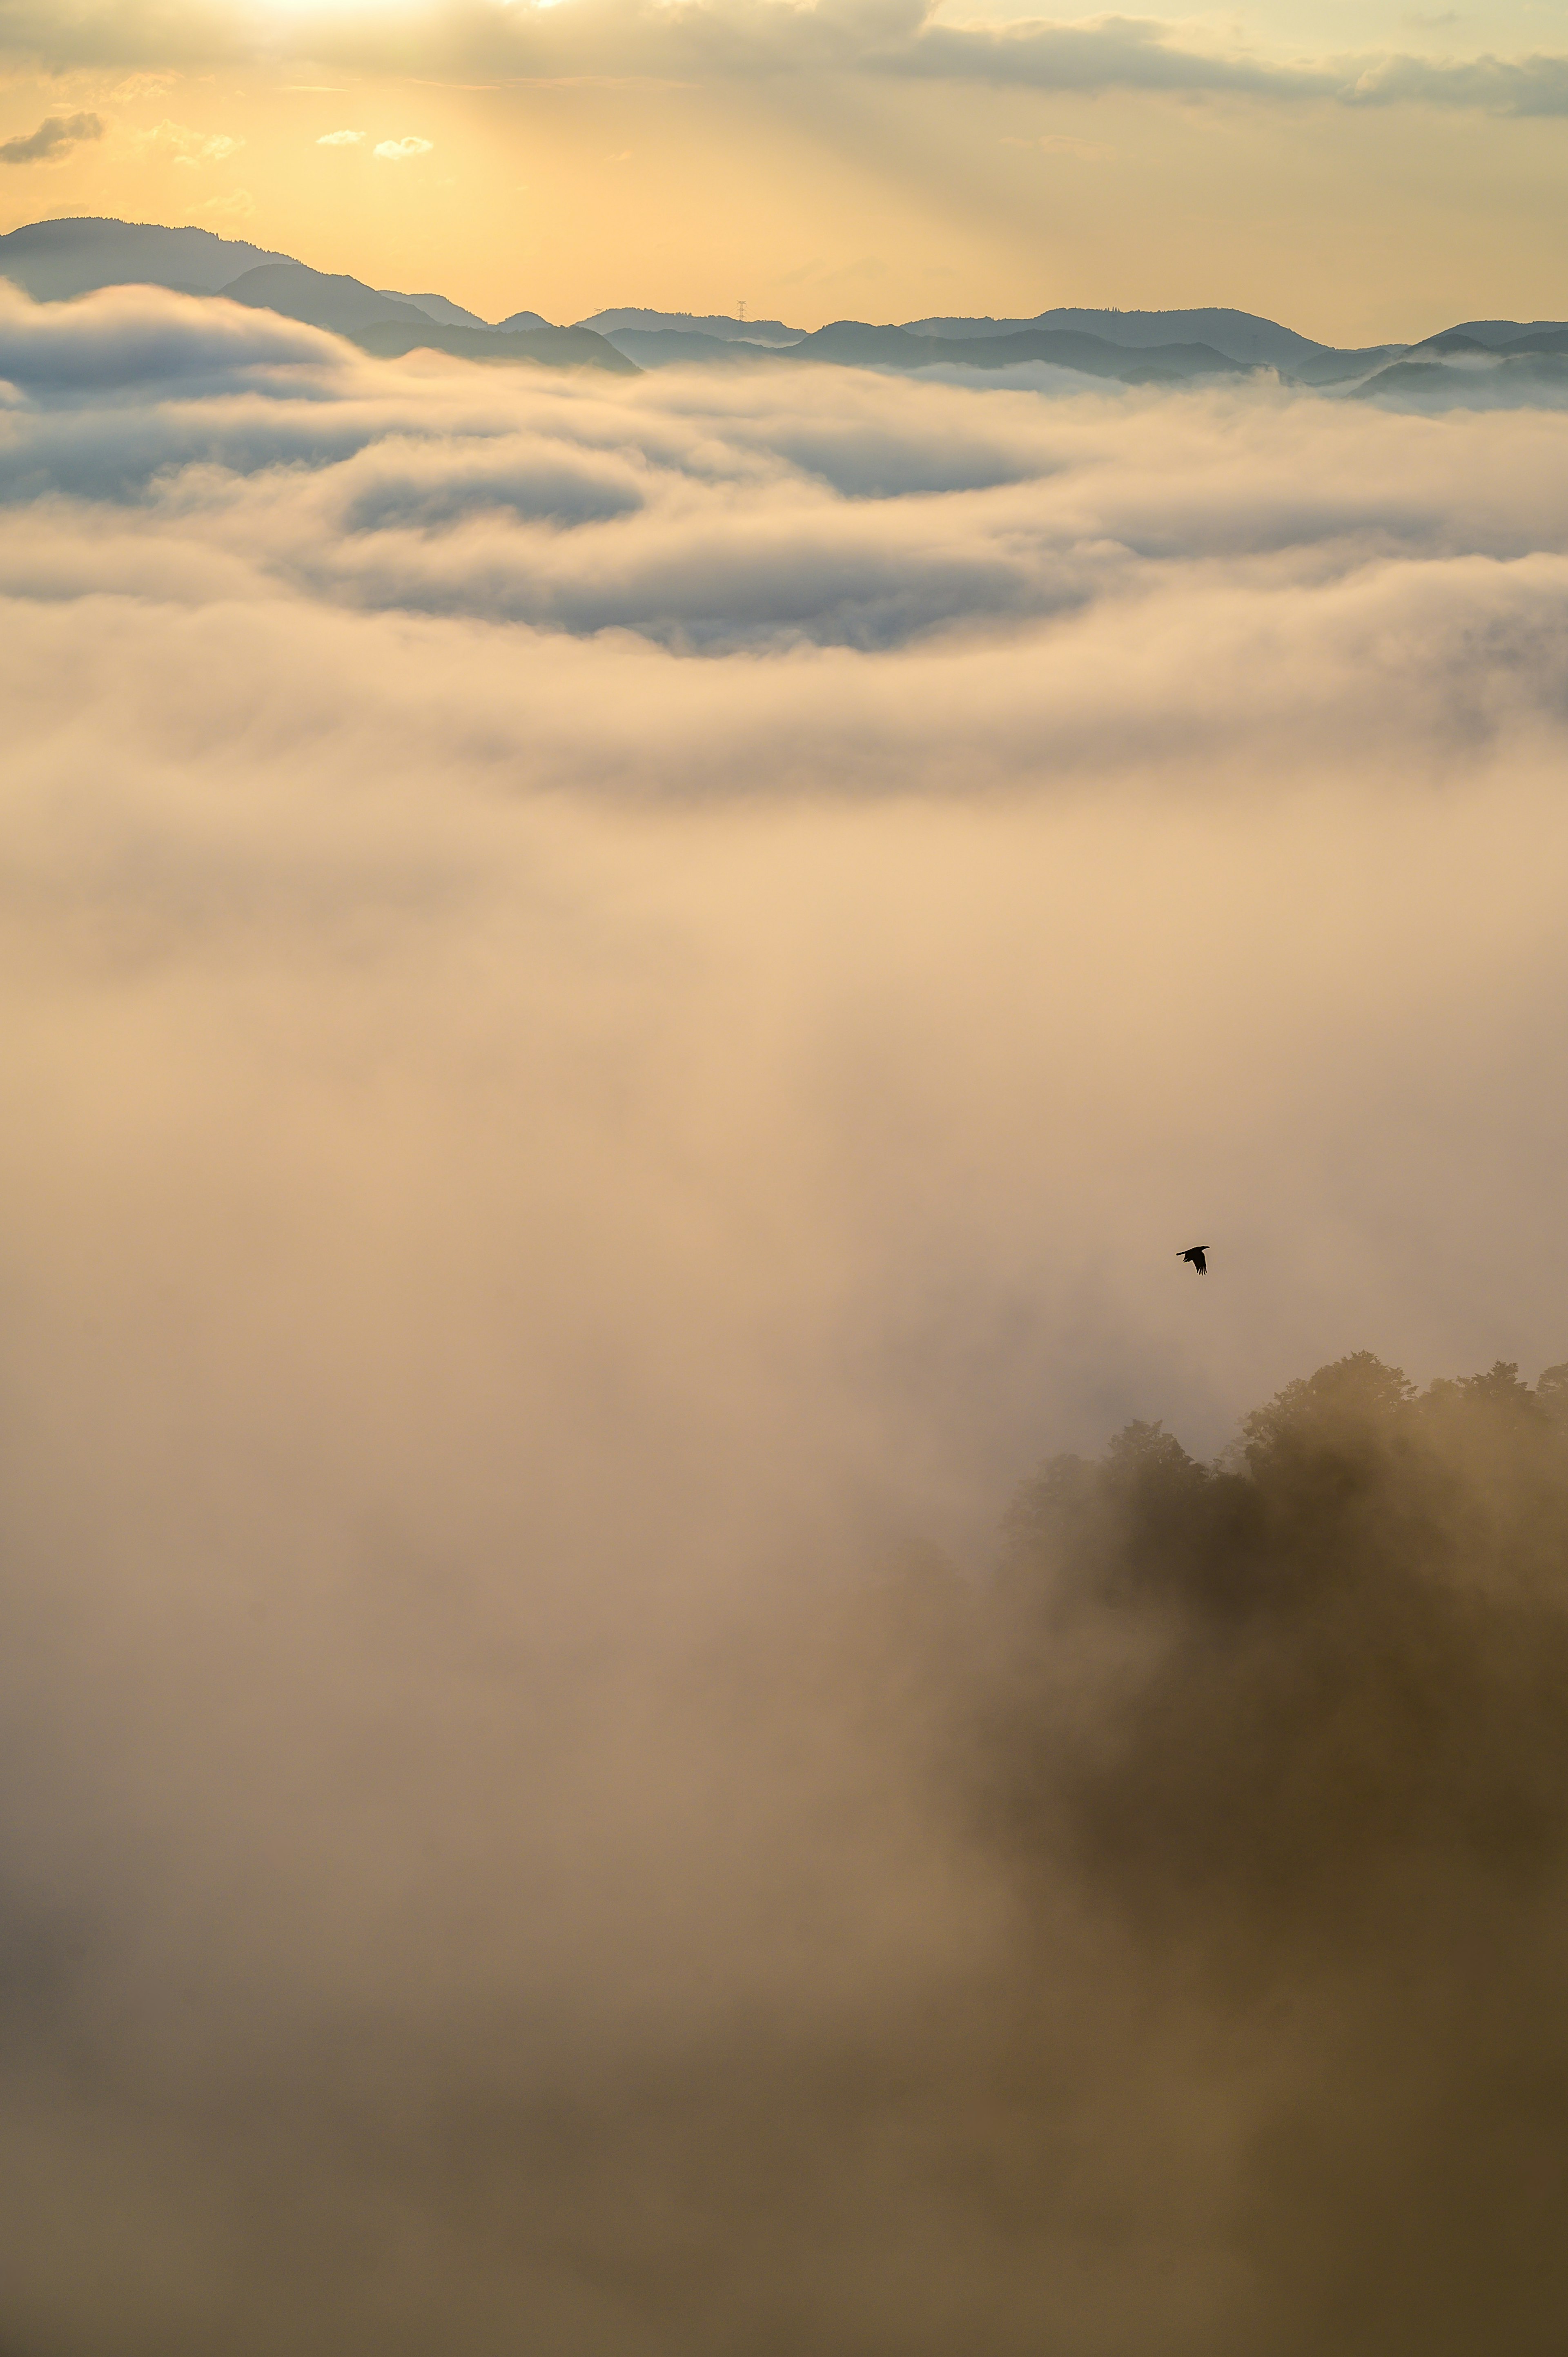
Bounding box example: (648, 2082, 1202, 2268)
(2, 0, 1568, 332)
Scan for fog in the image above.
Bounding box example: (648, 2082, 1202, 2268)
(3, 281, 1568, 2353)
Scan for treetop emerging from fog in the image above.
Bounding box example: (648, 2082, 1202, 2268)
(1007, 1349, 1568, 1626)
(990, 1351, 1568, 1999)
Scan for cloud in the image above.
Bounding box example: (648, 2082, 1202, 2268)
(870, 7, 1341, 96)
(134, 116, 243, 165)
(0, 276, 338, 389)
(7, 285, 1566, 645)
(1337, 46, 1568, 111)
(184, 185, 257, 221)
(1002, 129, 1114, 156)
(0, 107, 103, 163)
(316, 125, 364, 145)
(6, 278, 1568, 2351)
(373, 132, 433, 159)
(0, 0, 1567, 114)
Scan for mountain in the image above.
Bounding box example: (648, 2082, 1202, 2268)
(1356, 322, 1568, 401)
(1354, 351, 1568, 401)
(779, 321, 932, 366)
(601, 328, 804, 367)
(758, 319, 1246, 382)
(219, 265, 630, 373)
(1283, 344, 1408, 385)
(902, 305, 1325, 367)
(220, 263, 433, 334)
(379, 288, 494, 330)
(0, 217, 576, 348)
(601, 316, 1248, 382)
(1408, 321, 1568, 357)
(0, 215, 291, 299)
(1407, 330, 1496, 357)
(351, 320, 636, 372)
(4, 221, 1558, 397)
(928, 328, 1246, 381)
(578, 307, 805, 346)
(898, 306, 1403, 380)
(1429, 319, 1568, 349)
(595, 305, 1394, 384)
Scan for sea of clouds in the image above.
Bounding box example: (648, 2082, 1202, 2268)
(4, 279, 1568, 2353)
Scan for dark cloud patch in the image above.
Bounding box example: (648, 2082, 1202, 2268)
(0, 108, 103, 163)
(874, 9, 1339, 97)
(337, 449, 648, 535)
(1343, 46, 1568, 114)
(0, 0, 1566, 116)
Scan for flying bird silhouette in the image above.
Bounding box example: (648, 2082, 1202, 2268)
(1178, 1246, 1209, 1275)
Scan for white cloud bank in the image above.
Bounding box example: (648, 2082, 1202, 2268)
(4, 279, 1568, 2352)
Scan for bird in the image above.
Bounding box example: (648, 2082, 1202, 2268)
(1178, 1245, 1209, 1275)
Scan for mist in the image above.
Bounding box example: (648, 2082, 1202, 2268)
(3, 280, 1568, 2353)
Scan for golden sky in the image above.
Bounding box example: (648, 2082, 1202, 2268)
(3, 3, 1568, 350)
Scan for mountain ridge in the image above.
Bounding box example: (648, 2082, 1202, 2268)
(578, 306, 804, 346)
(0, 214, 292, 299)
(6, 218, 1565, 396)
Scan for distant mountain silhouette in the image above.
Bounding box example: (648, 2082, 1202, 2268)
(579, 307, 804, 345)
(904, 305, 1327, 367)
(1287, 344, 1410, 385)
(781, 321, 934, 366)
(351, 319, 635, 372)
(1424, 319, 1568, 349)
(762, 319, 1248, 382)
(604, 328, 796, 368)
(0, 215, 290, 299)
(220, 263, 432, 334)
(379, 288, 493, 330)
(1406, 322, 1568, 359)
(903, 307, 1416, 383)
(8, 217, 1568, 397)
(1406, 330, 1495, 357)
(605, 317, 1256, 383)
(596, 308, 1401, 384)
(221, 263, 628, 373)
(928, 328, 1247, 381)
(1356, 326, 1568, 401)
(581, 304, 1327, 365)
